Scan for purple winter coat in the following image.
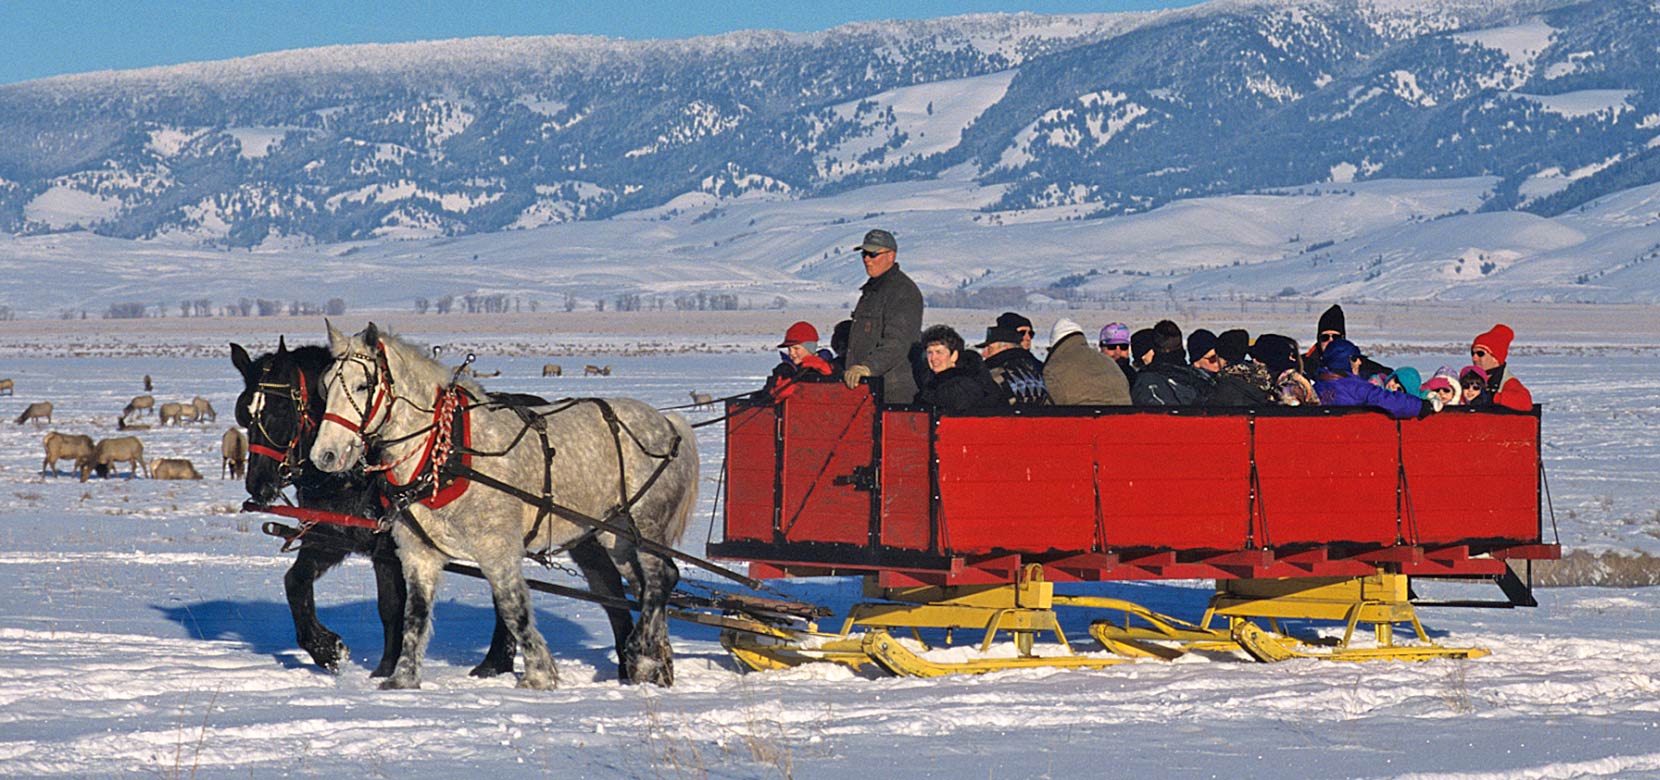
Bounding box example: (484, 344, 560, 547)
(1313, 373, 1428, 420)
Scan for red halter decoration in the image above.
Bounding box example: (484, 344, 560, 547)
(377, 386, 472, 510)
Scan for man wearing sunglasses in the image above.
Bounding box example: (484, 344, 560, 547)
(1471, 324, 1532, 411)
(842, 229, 923, 404)
(1303, 303, 1346, 373)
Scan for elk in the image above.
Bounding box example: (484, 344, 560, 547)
(150, 458, 204, 480)
(584, 364, 612, 376)
(192, 396, 217, 423)
(159, 402, 198, 426)
(222, 427, 248, 479)
(689, 391, 714, 410)
(14, 401, 52, 426)
(0, 377, 13, 395)
(42, 431, 95, 477)
(79, 436, 146, 480)
(541, 364, 562, 377)
(122, 394, 155, 419)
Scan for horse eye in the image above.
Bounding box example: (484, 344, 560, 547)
(356, 382, 372, 393)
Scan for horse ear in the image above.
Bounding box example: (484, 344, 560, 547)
(277, 335, 288, 355)
(364, 321, 380, 346)
(230, 343, 253, 379)
(325, 319, 347, 354)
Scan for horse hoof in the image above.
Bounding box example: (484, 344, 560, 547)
(379, 676, 420, 690)
(516, 671, 558, 690)
(369, 661, 397, 678)
(627, 657, 674, 688)
(307, 638, 349, 673)
(469, 662, 509, 679)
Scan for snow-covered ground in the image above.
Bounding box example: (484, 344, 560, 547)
(0, 315, 1657, 779)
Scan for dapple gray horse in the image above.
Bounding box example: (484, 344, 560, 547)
(310, 322, 697, 690)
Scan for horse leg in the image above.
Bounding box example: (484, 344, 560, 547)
(621, 547, 680, 687)
(476, 555, 558, 690)
(285, 542, 352, 673)
(569, 537, 635, 682)
(368, 532, 407, 678)
(383, 540, 446, 690)
(470, 613, 518, 679)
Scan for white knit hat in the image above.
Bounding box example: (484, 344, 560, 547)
(1050, 317, 1084, 346)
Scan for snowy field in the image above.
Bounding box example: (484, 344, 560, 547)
(1, 313, 1658, 779)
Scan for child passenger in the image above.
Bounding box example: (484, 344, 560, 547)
(764, 321, 836, 401)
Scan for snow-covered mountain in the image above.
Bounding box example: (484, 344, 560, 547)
(0, 0, 1657, 316)
(2, 0, 1653, 248)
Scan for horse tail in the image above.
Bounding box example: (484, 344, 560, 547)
(661, 411, 698, 546)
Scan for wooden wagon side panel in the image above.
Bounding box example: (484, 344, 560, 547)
(1255, 414, 1400, 546)
(1403, 411, 1540, 545)
(777, 384, 875, 546)
(879, 410, 932, 551)
(934, 416, 1097, 554)
(723, 403, 778, 543)
(1096, 415, 1252, 550)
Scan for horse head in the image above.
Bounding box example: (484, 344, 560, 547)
(312, 320, 469, 475)
(232, 337, 331, 506)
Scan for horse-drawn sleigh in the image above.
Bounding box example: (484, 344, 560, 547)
(237, 323, 1558, 687)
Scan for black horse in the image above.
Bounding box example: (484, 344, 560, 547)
(232, 339, 515, 677)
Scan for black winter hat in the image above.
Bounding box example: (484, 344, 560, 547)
(1130, 328, 1157, 359)
(1250, 333, 1299, 374)
(1187, 329, 1218, 364)
(1216, 329, 1250, 364)
(1318, 304, 1346, 337)
(996, 312, 1034, 332)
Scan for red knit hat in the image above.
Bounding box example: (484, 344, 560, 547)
(1473, 324, 1514, 364)
(778, 321, 819, 348)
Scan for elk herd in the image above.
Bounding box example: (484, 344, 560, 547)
(11, 375, 245, 482)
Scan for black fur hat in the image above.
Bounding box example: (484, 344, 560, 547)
(1318, 304, 1346, 337)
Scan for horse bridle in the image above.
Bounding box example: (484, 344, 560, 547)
(322, 341, 397, 442)
(247, 362, 317, 481)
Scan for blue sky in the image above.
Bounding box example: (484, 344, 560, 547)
(0, 0, 1204, 85)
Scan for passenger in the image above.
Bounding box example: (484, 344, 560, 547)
(1249, 333, 1318, 406)
(996, 312, 1036, 353)
(1098, 322, 1136, 384)
(1188, 329, 1221, 376)
(1209, 328, 1277, 406)
(1129, 327, 1157, 372)
(829, 319, 852, 373)
(1420, 374, 1461, 408)
(1459, 365, 1491, 406)
(843, 229, 924, 404)
(1131, 320, 1212, 406)
(1044, 318, 1131, 405)
(764, 321, 836, 402)
(1470, 324, 1532, 411)
(979, 324, 1049, 406)
(1303, 304, 1346, 374)
(1313, 339, 1434, 418)
(917, 325, 1000, 413)
(1358, 358, 1394, 388)
(1385, 367, 1425, 399)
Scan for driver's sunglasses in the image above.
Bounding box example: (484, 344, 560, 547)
(861, 249, 882, 259)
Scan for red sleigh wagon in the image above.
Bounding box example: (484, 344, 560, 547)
(710, 382, 1559, 674)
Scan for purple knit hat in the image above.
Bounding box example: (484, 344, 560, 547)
(1099, 322, 1131, 346)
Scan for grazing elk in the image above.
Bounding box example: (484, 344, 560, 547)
(143, 374, 153, 392)
(0, 377, 13, 395)
(79, 436, 146, 480)
(42, 431, 95, 477)
(222, 427, 248, 479)
(541, 364, 562, 377)
(689, 391, 714, 410)
(192, 396, 217, 423)
(14, 401, 52, 426)
(150, 458, 204, 480)
(584, 364, 612, 376)
(122, 394, 155, 419)
(159, 402, 198, 426)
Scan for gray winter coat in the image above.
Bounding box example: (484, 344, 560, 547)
(848, 264, 923, 404)
(1043, 333, 1132, 405)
